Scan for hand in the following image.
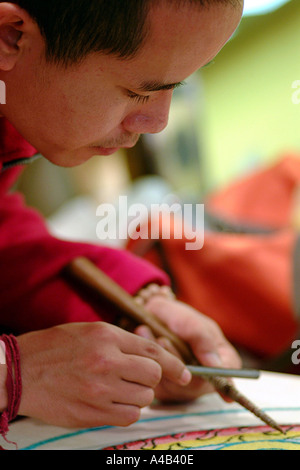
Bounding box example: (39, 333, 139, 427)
(135, 297, 242, 403)
(16, 322, 191, 428)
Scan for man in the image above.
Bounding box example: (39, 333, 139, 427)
(0, 0, 243, 430)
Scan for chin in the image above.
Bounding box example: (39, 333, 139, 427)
(89, 146, 121, 156)
(42, 147, 111, 168)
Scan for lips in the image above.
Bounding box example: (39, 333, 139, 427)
(91, 135, 140, 153)
(91, 141, 138, 155)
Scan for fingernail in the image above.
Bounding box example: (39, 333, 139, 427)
(200, 352, 222, 368)
(180, 368, 192, 385)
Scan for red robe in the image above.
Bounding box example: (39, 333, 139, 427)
(0, 119, 168, 334)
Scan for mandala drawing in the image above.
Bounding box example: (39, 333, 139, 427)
(104, 425, 300, 450)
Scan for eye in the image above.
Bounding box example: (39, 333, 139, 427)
(127, 91, 150, 105)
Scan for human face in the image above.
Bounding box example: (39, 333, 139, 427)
(0, 2, 242, 167)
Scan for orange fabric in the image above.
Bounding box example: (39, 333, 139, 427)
(127, 156, 300, 358)
(128, 227, 297, 358)
(207, 155, 300, 230)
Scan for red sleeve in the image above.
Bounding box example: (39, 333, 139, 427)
(0, 184, 169, 334)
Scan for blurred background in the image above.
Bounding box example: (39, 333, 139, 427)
(16, 0, 300, 243)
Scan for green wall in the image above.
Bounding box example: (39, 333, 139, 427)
(200, 0, 300, 191)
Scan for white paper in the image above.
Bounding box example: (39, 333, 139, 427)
(5, 371, 300, 450)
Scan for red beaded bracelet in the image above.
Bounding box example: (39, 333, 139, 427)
(0, 335, 22, 449)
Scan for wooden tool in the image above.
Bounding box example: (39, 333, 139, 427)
(65, 257, 285, 434)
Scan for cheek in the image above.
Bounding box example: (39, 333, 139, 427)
(60, 92, 129, 143)
(42, 95, 125, 147)
(27, 64, 130, 148)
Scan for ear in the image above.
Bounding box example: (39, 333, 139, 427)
(0, 3, 38, 71)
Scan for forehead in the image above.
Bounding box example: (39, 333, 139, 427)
(92, 2, 243, 92)
(119, 2, 242, 86)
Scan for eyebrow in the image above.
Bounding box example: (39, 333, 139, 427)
(136, 80, 185, 93)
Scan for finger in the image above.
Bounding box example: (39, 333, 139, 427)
(113, 381, 155, 409)
(198, 350, 239, 403)
(134, 325, 156, 340)
(198, 351, 223, 368)
(192, 326, 241, 370)
(216, 343, 242, 369)
(156, 337, 182, 359)
(134, 328, 189, 387)
(120, 330, 192, 387)
(92, 403, 142, 428)
(135, 326, 183, 360)
(155, 376, 214, 403)
(121, 354, 163, 388)
(155, 336, 234, 401)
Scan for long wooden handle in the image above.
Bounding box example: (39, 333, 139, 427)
(66, 257, 197, 365)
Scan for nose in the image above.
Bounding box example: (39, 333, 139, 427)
(122, 90, 173, 135)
